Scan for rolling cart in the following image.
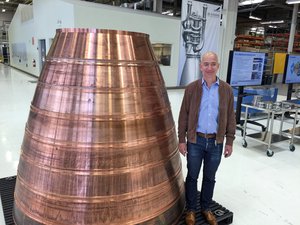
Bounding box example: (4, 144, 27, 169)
(280, 99, 300, 140)
(241, 102, 298, 157)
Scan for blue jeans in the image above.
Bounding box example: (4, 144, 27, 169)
(185, 135, 223, 211)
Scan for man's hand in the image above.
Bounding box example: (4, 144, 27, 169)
(224, 145, 233, 158)
(178, 143, 187, 156)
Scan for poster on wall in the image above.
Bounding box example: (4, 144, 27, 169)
(177, 0, 221, 86)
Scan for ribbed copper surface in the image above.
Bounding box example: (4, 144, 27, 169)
(13, 28, 185, 225)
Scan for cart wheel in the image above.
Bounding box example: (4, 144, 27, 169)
(242, 140, 247, 148)
(266, 150, 274, 157)
(289, 144, 295, 152)
(262, 127, 266, 132)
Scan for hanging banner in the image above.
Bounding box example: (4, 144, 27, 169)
(177, 0, 221, 86)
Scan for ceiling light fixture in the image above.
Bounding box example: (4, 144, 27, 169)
(249, 15, 262, 20)
(2, 8, 5, 12)
(286, 0, 300, 4)
(239, 0, 265, 6)
(260, 20, 284, 24)
(249, 10, 262, 20)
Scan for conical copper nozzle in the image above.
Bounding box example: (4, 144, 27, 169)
(13, 28, 185, 225)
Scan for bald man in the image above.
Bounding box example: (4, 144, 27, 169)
(178, 51, 236, 225)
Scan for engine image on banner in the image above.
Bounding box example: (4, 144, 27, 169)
(177, 0, 221, 86)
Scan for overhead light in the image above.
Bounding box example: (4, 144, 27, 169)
(2, 8, 5, 12)
(268, 25, 278, 28)
(286, 0, 300, 4)
(239, 0, 265, 6)
(249, 11, 262, 20)
(5, 0, 9, 2)
(260, 20, 284, 24)
(162, 10, 173, 15)
(249, 15, 262, 20)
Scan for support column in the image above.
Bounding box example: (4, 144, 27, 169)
(288, 3, 298, 53)
(153, 0, 163, 13)
(218, 0, 238, 81)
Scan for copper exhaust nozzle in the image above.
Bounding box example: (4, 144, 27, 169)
(13, 28, 185, 225)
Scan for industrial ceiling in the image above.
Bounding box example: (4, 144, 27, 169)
(1, 0, 299, 34)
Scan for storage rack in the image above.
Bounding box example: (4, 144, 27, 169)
(281, 99, 300, 140)
(234, 33, 300, 52)
(241, 102, 298, 157)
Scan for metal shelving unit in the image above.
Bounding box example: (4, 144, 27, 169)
(281, 99, 300, 141)
(241, 102, 298, 157)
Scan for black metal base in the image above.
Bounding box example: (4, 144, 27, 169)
(0, 176, 16, 225)
(1, 176, 233, 225)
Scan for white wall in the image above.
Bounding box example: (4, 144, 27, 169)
(8, 0, 74, 75)
(8, 4, 37, 75)
(71, 0, 181, 86)
(8, 0, 181, 86)
(33, 0, 74, 49)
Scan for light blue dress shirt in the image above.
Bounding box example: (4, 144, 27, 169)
(196, 78, 219, 134)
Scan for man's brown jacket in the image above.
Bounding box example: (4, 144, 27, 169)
(178, 79, 236, 146)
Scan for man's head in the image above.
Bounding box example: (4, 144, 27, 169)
(200, 51, 220, 82)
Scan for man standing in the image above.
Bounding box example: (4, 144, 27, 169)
(178, 51, 236, 225)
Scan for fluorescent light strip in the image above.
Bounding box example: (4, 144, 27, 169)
(286, 0, 300, 4)
(249, 15, 262, 20)
(260, 20, 284, 24)
(239, 0, 265, 6)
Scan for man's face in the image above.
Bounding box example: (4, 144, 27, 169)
(200, 54, 219, 79)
